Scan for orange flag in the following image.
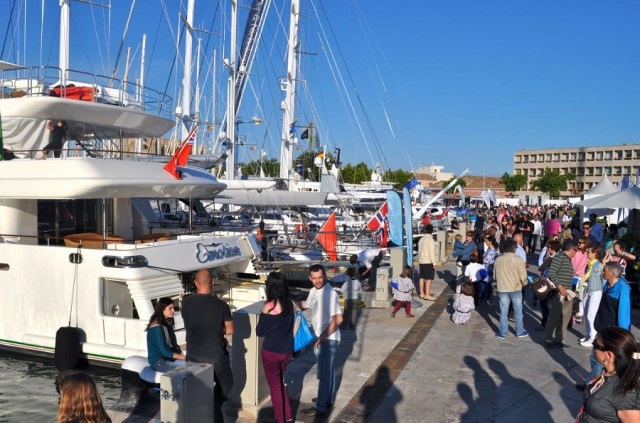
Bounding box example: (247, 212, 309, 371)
(316, 211, 337, 261)
(164, 126, 198, 179)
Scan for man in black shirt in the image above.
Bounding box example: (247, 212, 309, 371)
(41, 120, 68, 159)
(182, 269, 234, 421)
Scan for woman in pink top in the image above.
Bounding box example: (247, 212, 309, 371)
(573, 236, 590, 321)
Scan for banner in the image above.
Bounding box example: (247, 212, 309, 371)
(403, 188, 413, 266)
(164, 125, 198, 179)
(386, 191, 403, 247)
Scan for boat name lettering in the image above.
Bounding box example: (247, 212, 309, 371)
(196, 243, 242, 263)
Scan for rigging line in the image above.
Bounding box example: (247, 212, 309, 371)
(143, 9, 164, 84)
(310, 1, 376, 167)
(40, 0, 44, 65)
(67, 246, 81, 327)
(88, 0, 106, 76)
(110, 0, 137, 83)
(0, 0, 17, 59)
(71, 18, 97, 75)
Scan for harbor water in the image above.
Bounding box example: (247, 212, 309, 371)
(0, 353, 121, 422)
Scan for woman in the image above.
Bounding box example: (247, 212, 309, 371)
(607, 241, 636, 278)
(573, 236, 591, 323)
(578, 247, 604, 347)
(145, 297, 186, 372)
(58, 371, 111, 423)
(480, 235, 498, 303)
(256, 272, 294, 423)
(576, 327, 640, 422)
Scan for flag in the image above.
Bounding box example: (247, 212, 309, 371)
(620, 175, 631, 191)
(301, 129, 309, 139)
(367, 202, 388, 248)
(163, 125, 198, 179)
(404, 176, 418, 190)
(289, 123, 295, 135)
(635, 168, 640, 187)
(315, 211, 337, 261)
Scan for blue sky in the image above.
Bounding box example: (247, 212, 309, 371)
(2, 1, 639, 177)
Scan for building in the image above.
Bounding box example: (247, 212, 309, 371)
(416, 165, 453, 182)
(513, 144, 640, 197)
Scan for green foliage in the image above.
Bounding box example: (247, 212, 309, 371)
(240, 158, 280, 177)
(441, 176, 467, 189)
(531, 168, 576, 198)
(500, 172, 528, 192)
(383, 169, 416, 190)
(340, 162, 372, 185)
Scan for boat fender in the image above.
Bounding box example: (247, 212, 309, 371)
(112, 355, 161, 413)
(295, 224, 307, 238)
(54, 326, 81, 371)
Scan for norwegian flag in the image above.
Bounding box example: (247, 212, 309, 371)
(367, 202, 388, 247)
(164, 125, 198, 179)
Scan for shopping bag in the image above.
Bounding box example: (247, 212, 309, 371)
(293, 309, 316, 352)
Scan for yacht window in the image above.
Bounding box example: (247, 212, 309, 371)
(102, 279, 138, 319)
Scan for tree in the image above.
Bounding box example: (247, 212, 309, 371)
(500, 172, 528, 192)
(441, 176, 467, 189)
(383, 169, 416, 190)
(340, 162, 372, 185)
(239, 158, 280, 177)
(531, 168, 576, 198)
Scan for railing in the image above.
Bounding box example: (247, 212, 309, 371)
(0, 65, 172, 119)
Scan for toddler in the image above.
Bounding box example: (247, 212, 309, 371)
(452, 282, 475, 324)
(391, 266, 415, 318)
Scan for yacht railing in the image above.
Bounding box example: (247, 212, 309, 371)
(0, 65, 172, 119)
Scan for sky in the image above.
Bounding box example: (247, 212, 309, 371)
(2, 0, 639, 177)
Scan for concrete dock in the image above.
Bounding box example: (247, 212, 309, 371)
(109, 258, 640, 422)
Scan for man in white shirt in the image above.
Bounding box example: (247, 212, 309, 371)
(531, 213, 542, 253)
(300, 264, 343, 417)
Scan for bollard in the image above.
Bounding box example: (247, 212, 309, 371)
(160, 362, 214, 422)
(371, 265, 392, 308)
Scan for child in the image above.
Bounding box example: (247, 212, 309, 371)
(391, 266, 415, 318)
(464, 254, 486, 305)
(452, 281, 475, 324)
(452, 234, 465, 260)
(340, 266, 362, 330)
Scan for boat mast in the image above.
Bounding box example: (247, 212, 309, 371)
(181, 0, 195, 140)
(278, 0, 300, 181)
(224, 0, 238, 180)
(59, 0, 70, 85)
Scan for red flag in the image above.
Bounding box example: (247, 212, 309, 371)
(163, 126, 198, 179)
(316, 211, 337, 261)
(367, 202, 388, 247)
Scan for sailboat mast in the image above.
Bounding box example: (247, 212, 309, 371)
(278, 0, 300, 180)
(181, 0, 195, 140)
(59, 0, 70, 85)
(224, 0, 239, 180)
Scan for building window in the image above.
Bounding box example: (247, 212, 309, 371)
(515, 155, 522, 164)
(530, 169, 536, 177)
(546, 154, 552, 161)
(596, 151, 603, 160)
(538, 154, 544, 162)
(605, 151, 613, 160)
(624, 166, 631, 174)
(570, 153, 576, 161)
(523, 155, 529, 163)
(615, 150, 623, 160)
(530, 155, 536, 163)
(578, 152, 585, 161)
(625, 150, 632, 159)
(614, 166, 622, 175)
(587, 152, 594, 161)
(604, 167, 612, 176)
(562, 153, 569, 161)
(553, 153, 560, 161)
(596, 167, 603, 175)
(635, 150, 640, 159)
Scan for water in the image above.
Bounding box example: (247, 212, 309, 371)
(0, 353, 121, 422)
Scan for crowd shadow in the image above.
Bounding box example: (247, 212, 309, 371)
(358, 365, 402, 423)
(458, 356, 554, 422)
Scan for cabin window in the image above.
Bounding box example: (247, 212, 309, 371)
(102, 279, 138, 319)
(0, 263, 9, 271)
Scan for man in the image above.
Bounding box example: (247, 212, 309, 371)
(543, 239, 577, 348)
(516, 213, 533, 254)
(182, 269, 234, 422)
(543, 212, 561, 246)
(493, 239, 529, 339)
(531, 213, 542, 253)
(300, 264, 343, 417)
(582, 222, 598, 246)
(513, 233, 528, 266)
(358, 248, 385, 291)
(578, 262, 631, 390)
(41, 120, 68, 159)
(417, 224, 437, 300)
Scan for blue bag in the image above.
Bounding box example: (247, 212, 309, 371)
(293, 309, 316, 352)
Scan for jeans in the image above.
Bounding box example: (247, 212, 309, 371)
(313, 339, 339, 412)
(152, 358, 186, 373)
(498, 291, 524, 336)
(586, 349, 604, 383)
(261, 350, 293, 423)
(479, 281, 493, 301)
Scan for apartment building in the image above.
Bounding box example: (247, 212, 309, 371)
(513, 144, 640, 197)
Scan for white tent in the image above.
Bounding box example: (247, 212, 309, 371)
(583, 175, 618, 196)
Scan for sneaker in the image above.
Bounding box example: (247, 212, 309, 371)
(495, 333, 507, 340)
(579, 339, 593, 347)
(575, 384, 587, 392)
(516, 331, 529, 338)
(553, 341, 570, 349)
(578, 336, 589, 343)
(300, 407, 326, 417)
(544, 339, 555, 348)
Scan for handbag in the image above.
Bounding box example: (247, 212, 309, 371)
(293, 309, 316, 352)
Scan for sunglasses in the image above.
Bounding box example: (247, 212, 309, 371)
(592, 343, 607, 352)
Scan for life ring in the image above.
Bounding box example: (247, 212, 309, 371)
(295, 224, 307, 238)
